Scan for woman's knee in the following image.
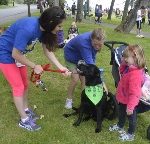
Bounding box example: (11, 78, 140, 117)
(12, 84, 25, 97)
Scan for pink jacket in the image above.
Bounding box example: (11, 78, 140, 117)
(116, 64, 144, 112)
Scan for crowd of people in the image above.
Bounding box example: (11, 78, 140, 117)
(0, 3, 150, 142)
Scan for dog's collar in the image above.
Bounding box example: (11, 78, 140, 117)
(85, 84, 103, 105)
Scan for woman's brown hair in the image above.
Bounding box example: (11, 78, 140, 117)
(39, 6, 66, 51)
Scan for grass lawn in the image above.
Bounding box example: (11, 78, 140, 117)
(0, 4, 15, 9)
(102, 14, 150, 33)
(0, 15, 150, 144)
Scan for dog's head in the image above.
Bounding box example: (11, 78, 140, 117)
(77, 61, 102, 86)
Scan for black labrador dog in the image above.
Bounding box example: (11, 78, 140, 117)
(73, 63, 108, 133)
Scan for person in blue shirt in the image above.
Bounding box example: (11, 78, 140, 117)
(64, 28, 105, 109)
(0, 6, 70, 131)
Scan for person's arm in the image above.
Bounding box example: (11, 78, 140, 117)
(127, 72, 142, 115)
(12, 48, 43, 74)
(42, 44, 70, 76)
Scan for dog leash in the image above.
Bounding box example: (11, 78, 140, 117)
(30, 64, 66, 91)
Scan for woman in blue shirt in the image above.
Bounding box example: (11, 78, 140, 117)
(0, 6, 70, 131)
(64, 28, 105, 109)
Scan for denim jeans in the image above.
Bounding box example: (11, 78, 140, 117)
(117, 103, 137, 134)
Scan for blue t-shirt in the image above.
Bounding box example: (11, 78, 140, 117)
(64, 32, 97, 64)
(0, 17, 42, 63)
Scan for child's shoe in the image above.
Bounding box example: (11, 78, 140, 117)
(19, 117, 41, 131)
(65, 98, 72, 109)
(140, 35, 144, 38)
(119, 133, 135, 141)
(109, 124, 126, 134)
(25, 109, 39, 121)
(136, 35, 140, 38)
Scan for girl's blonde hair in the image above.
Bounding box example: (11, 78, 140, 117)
(123, 45, 146, 69)
(71, 21, 77, 28)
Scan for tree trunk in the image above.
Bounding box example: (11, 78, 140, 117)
(27, 0, 31, 17)
(87, 0, 89, 14)
(114, 0, 149, 33)
(76, 0, 83, 22)
(122, 0, 130, 21)
(107, 0, 115, 20)
(48, 0, 54, 7)
(130, 0, 135, 9)
(54, 0, 59, 6)
(59, 0, 65, 10)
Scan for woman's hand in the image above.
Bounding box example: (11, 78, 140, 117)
(60, 67, 71, 76)
(34, 65, 43, 74)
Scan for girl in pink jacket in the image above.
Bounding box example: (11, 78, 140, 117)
(109, 45, 146, 141)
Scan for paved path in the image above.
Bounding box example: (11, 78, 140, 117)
(0, 4, 38, 25)
(83, 19, 150, 38)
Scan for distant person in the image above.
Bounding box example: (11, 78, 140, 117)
(141, 6, 146, 24)
(83, 2, 88, 19)
(68, 21, 79, 38)
(95, 4, 102, 23)
(71, 2, 76, 18)
(37, 0, 44, 13)
(136, 6, 145, 38)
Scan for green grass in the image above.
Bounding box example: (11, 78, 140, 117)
(0, 4, 15, 9)
(101, 14, 150, 33)
(0, 17, 150, 144)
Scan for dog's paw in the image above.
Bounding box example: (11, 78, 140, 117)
(95, 128, 101, 133)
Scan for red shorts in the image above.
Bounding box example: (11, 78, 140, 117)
(0, 63, 28, 97)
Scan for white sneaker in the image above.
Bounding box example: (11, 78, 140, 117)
(109, 124, 126, 134)
(119, 133, 135, 141)
(65, 99, 72, 109)
(136, 35, 140, 38)
(140, 35, 144, 38)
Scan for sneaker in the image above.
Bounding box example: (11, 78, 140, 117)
(19, 117, 41, 131)
(25, 109, 39, 121)
(119, 133, 135, 141)
(140, 35, 144, 38)
(136, 35, 140, 37)
(109, 124, 126, 134)
(65, 98, 72, 109)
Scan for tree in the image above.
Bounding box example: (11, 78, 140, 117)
(76, 0, 83, 22)
(107, 0, 115, 20)
(115, 0, 150, 33)
(0, 0, 9, 5)
(59, 0, 65, 9)
(122, 0, 130, 22)
(27, 0, 31, 17)
(48, 0, 54, 7)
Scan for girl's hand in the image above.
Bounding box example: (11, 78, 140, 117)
(126, 109, 133, 115)
(60, 67, 71, 76)
(34, 65, 43, 74)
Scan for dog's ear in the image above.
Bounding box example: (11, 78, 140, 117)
(78, 60, 86, 65)
(77, 63, 88, 75)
